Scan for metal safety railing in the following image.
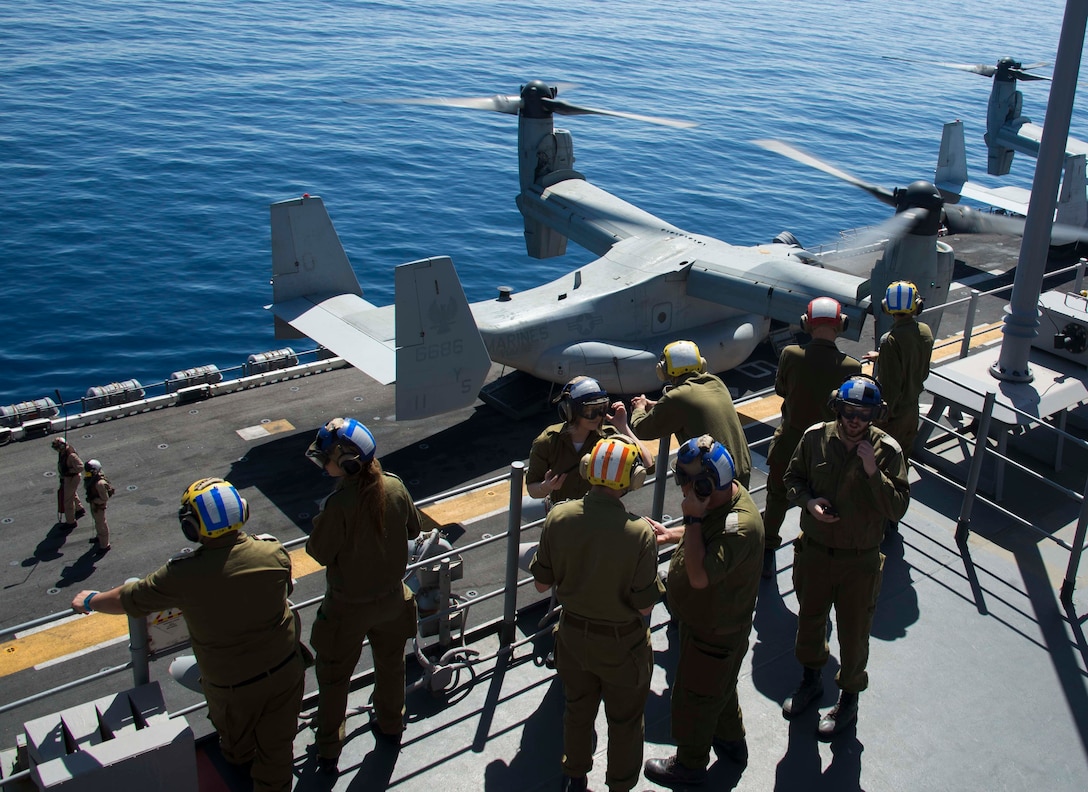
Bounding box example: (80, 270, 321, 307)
(913, 369, 1088, 604)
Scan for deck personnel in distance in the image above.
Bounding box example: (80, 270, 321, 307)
(525, 375, 652, 515)
(781, 376, 910, 738)
(304, 417, 423, 776)
(863, 280, 934, 458)
(530, 435, 665, 792)
(629, 340, 752, 488)
(71, 477, 305, 792)
(51, 437, 85, 527)
(762, 298, 861, 579)
(82, 458, 114, 553)
(643, 436, 763, 786)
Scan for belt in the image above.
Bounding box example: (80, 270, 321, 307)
(801, 535, 879, 558)
(561, 611, 645, 638)
(208, 650, 297, 690)
(338, 583, 403, 605)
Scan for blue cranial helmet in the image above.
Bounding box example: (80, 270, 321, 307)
(306, 417, 376, 473)
(674, 435, 735, 497)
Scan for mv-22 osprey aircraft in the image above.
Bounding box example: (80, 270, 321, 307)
(267, 80, 1049, 421)
(895, 56, 1088, 228)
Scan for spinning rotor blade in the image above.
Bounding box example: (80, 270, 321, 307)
(943, 205, 1088, 243)
(753, 139, 897, 206)
(349, 94, 524, 114)
(542, 97, 698, 129)
(882, 55, 1050, 81)
(847, 207, 930, 249)
(350, 82, 696, 128)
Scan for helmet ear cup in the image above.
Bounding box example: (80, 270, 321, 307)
(558, 395, 573, 423)
(333, 444, 363, 475)
(179, 505, 201, 542)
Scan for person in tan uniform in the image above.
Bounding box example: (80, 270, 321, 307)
(643, 436, 763, 787)
(82, 458, 113, 553)
(71, 478, 304, 792)
(781, 375, 910, 739)
(305, 417, 423, 776)
(530, 436, 665, 792)
(762, 298, 861, 579)
(525, 375, 652, 511)
(51, 437, 85, 527)
(863, 280, 934, 457)
(630, 340, 752, 488)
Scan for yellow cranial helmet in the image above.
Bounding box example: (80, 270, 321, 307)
(657, 340, 707, 381)
(178, 477, 248, 542)
(882, 280, 923, 316)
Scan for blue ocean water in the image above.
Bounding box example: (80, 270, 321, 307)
(1, 0, 1083, 406)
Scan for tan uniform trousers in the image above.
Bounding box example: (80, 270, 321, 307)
(792, 536, 885, 692)
(204, 653, 305, 792)
(91, 504, 109, 548)
(555, 614, 652, 792)
(61, 475, 83, 523)
(762, 425, 804, 549)
(879, 407, 920, 460)
(670, 623, 749, 770)
(310, 587, 417, 758)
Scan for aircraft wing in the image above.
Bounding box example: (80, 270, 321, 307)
(269, 295, 397, 384)
(686, 257, 869, 341)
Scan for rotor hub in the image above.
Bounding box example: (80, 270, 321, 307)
(520, 80, 557, 119)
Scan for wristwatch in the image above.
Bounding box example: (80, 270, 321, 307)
(682, 515, 703, 525)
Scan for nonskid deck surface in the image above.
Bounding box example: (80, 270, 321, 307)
(1, 233, 1086, 789)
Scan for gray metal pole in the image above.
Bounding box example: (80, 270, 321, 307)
(992, 0, 1088, 381)
(959, 290, 981, 360)
(956, 391, 997, 544)
(501, 462, 526, 648)
(651, 435, 670, 521)
(126, 576, 150, 686)
(1060, 476, 1088, 603)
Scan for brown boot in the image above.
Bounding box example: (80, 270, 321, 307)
(817, 691, 859, 739)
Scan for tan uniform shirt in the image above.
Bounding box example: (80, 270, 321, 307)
(119, 532, 297, 687)
(876, 318, 934, 422)
(666, 485, 764, 635)
(784, 422, 911, 550)
(530, 491, 664, 623)
(307, 472, 423, 602)
(525, 422, 619, 504)
(629, 372, 752, 488)
(776, 339, 862, 433)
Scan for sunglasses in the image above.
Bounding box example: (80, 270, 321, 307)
(840, 406, 874, 422)
(580, 405, 608, 420)
(673, 465, 715, 498)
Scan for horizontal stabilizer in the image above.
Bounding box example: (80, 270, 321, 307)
(269, 296, 396, 384)
(394, 257, 491, 420)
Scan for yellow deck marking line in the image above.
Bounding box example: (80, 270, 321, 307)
(0, 324, 999, 677)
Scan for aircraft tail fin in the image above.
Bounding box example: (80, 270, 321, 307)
(394, 257, 492, 420)
(1056, 153, 1088, 228)
(271, 195, 365, 306)
(268, 195, 397, 385)
(935, 121, 969, 198)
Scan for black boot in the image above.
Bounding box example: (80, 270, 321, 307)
(561, 775, 587, 791)
(761, 549, 775, 580)
(781, 666, 823, 719)
(817, 691, 858, 739)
